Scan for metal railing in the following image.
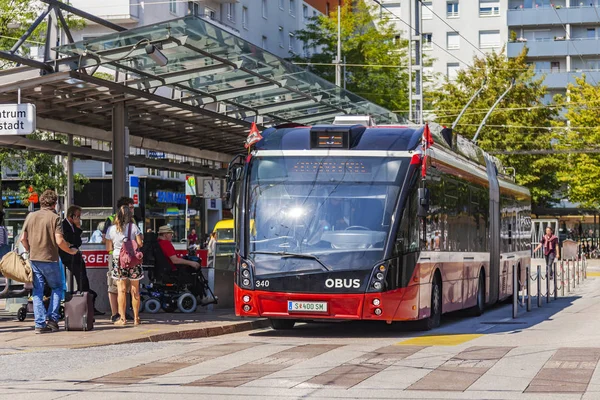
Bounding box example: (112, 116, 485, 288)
(512, 255, 588, 318)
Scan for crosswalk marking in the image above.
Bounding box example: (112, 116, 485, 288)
(81, 341, 600, 395)
(407, 346, 513, 391)
(397, 333, 483, 346)
(187, 344, 340, 387)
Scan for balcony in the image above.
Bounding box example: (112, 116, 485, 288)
(198, 14, 240, 37)
(70, 0, 139, 24)
(507, 38, 600, 57)
(535, 70, 600, 89)
(508, 6, 600, 26)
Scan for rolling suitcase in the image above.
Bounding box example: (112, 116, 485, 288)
(64, 254, 94, 331)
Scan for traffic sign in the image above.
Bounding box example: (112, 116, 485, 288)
(129, 176, 140, 207)
(186, 175, 197, 196)
(0, 104, 36, 135)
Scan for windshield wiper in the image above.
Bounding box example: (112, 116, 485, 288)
(250, 251, 332, 271)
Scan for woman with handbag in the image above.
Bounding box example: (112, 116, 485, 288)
(104, 205, 143, 326)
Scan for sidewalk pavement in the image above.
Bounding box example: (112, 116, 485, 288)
(0, 309, 269, 352)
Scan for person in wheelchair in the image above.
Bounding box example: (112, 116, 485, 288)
(151, 225, 216, 308)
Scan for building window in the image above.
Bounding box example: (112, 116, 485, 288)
(242, 6, 248, 29)
(447, 1, 459, 18)
(423, 33, 433, 50)
(262, 0, 268, 18)
(447, 63, 460, 80)
(279, 0, 284, 10)
(551, 61, 560, 72)
(588, 28, 596, 39)
(479, 30, 500, 48)
(169, 0, 176, 14)
(279, 26, 284, 48)
(326, 2, 330, 15)
(422, 1, 433, 19)
(262, 35, 268, 50)
(383, 2, 401, 20)
(303, 4, 308, 22)
(188, 1, 200, 16)
(227, 3, 235, 22)
(447, 32, 460, 49)
(290, 0, 295, 16)
(205, 7, 216, 20)
(289, 33, 296, 52)
(479, 0, 500, 16)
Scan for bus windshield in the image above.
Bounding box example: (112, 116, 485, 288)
(248, 155, 408, 274)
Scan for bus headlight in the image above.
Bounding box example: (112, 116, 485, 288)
(372, 298, 381, 306)
(367, 263, 388, 293)
(242, 295, 251, 303)
(374, 308, 383, 315)
(242, 269, 250, 278)
(243, 278, 250, 286)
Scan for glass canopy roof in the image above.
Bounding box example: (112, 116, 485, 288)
(56, 16, 401, 126)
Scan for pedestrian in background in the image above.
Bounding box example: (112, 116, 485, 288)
(90, 222, 104, 243)
(105, 204, 143, 326)
(20, 190, 77, 334)
(0, 211, 10, 258)
(102, 196, 134, 322)
(59, 205, 103, 315)
(534, 226, 559, 278)
(207, 232, 217, 266)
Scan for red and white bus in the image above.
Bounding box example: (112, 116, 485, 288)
(226, 122, 530, 330)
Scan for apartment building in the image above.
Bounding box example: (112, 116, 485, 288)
(506, 0, 600, 100)
(377, 0, 508, 82)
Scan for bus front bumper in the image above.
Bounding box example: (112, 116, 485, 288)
(234, 284, 420, 321)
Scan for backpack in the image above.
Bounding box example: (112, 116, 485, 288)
(119, 223, 143, 269)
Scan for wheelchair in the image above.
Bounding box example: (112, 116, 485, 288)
(140, 233, 217, 314)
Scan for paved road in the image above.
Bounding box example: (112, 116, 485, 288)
(0, 261, 597, 399)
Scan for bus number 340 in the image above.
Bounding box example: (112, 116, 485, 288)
(256, 280, 270, 288)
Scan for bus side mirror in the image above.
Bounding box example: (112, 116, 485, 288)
(224, 165, 242, 210)
(417, 188, 430, 217)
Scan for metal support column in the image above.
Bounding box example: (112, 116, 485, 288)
(537, 265, 542, 308)
(112, 102, 129, 210)
(512, 264, 518, 318)
(64, 134, 74, 211)
(526, 266, 531, 311)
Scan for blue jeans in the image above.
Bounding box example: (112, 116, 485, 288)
(30, 261, 62, 328)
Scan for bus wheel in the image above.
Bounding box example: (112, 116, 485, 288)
(419, 274, 442, 331)
(270, 319, 295, 330)
(471, 272, 485, 316)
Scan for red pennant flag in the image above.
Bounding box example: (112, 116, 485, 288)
(421, 154, 427, 178)
(244, 122, 263, 149)
(422, 124, 434, 150)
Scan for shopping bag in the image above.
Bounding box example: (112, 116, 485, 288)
(0, 250, 32, 283)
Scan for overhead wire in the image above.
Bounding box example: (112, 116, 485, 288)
(417, 0, 488, 59)
(370, 0, 473, 68)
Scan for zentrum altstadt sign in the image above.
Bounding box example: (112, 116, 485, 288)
(0, 104, 36, 134)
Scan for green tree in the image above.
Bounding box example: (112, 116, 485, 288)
(553, 77, 600, 208)
(292, 0, 409, 114)
(1, 0, 88, 204)
(430, 48, 560, 207)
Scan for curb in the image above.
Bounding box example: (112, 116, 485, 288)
(118, 319, 271, 345)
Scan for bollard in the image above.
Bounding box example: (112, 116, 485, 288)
(537, 265, 542, 308)
(561, 260, 565, 297)
(546, 263, 551, 304)
(577, 259, 580, 285)
(512, 264, 517, 319)
(554, 261, 558, 300)
(526, 265, 531, 312)
(567, 260, 571, 293)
